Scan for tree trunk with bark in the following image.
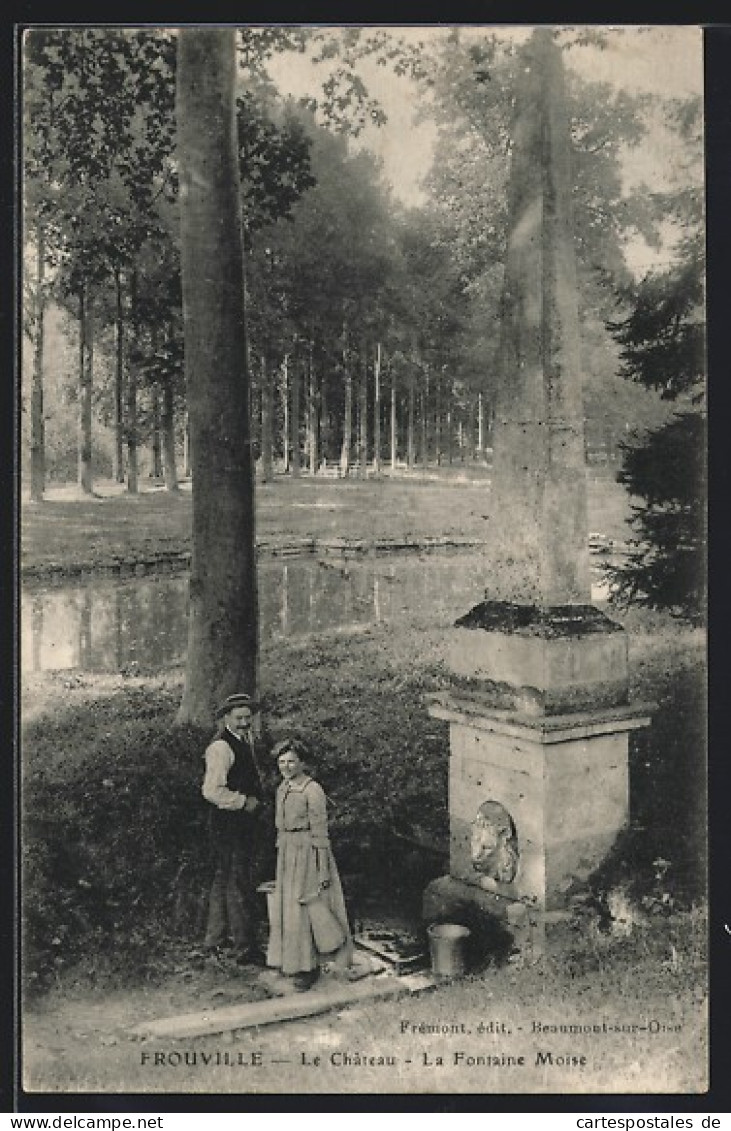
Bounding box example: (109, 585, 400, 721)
(340, 330, 352, 476)
(477, 391, 484, 456)
(126, 269, 139, 495)
(420, 372, 428, 470)
(151, 384, 163, 478)
(281, 354, 290, 474)
(407, 367, 415, 470)
(359, 341, 368, 472)
(114, 269, 125, 483)
(30, 223, 46, 502)
(161, 374, 179, 492)
(183, 411, 191, 478)
(390, 371, 397, 470)
(291, 350, 301, 478)
(77, 284, 94, 495)
(307, 341, 317, 474)
(373, 342, 381, 476)
(176, 28, 258, 725)
(435, 369, 442, 467)
(260, 352, 274, 483)
(446, 405, 453, 466)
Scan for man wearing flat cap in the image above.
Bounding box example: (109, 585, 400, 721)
(201, 692, 264, 963)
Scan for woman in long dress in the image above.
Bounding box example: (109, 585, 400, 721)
(266, 738, 352, 990)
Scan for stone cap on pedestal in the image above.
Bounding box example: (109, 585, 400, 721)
(454, 601, 622, 638)
(426, 690, 654, 744)
(447, 600, 631, 716)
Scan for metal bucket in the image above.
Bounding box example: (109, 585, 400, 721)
(427, 922, 471, 977)
(256, 880, 277, 928)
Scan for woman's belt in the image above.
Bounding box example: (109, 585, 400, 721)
(282, 824, 310, 832)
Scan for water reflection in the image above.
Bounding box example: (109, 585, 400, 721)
(21, 553, 610, 674)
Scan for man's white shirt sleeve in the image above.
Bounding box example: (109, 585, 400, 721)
(202, 741, 248, 809)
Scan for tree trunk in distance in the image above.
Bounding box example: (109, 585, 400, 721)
(340, 327, 352, 475)
(183, 411, 191, 478)
(477, 391, 484, 455)
(446, 375, 453, 465)
(281, 354, 290, 474)
(161, 375, 179, 492)
(114, 269, 125, 482)
(407, 367, 415, 470)
(373, 342, 381, 475)
(390, 371, 397, 471)
(77, 285, 94, 495)
(359, 342, 368, 472)
(307, 341, 317, 473)
(320, 358, 329, 461)
(420, 374, 428, 470)
(30, 222, 46, 502)
(291, 351, 301, 478)
(260, 352, 273, 482)
(176, 27, 258, 725)
(151, 384, 163, 478)
(126, 269, 139, 495)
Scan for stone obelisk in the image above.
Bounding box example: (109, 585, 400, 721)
(424, 30, 652, 947)
(490, 27, 590, 609)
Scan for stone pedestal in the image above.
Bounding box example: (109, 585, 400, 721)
(423, 602, 652, 957)
(426, 688, 652, 914)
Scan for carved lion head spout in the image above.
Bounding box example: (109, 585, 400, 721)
(471, 800, 519, 884)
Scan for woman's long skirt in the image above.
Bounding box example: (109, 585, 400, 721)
(266, 830, 352, 975)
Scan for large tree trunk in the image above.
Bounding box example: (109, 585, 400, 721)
(176, 28, 257, 725)
(114, 269, 125, 483)
(161, 374, 179, 492)
(126, 269, 139, 495)
(260, 352, 273, 483)
(30, 222, 46, 502)
(77, 285, 94, 495)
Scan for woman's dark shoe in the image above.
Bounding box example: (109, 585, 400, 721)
(292, 969, 320, 992)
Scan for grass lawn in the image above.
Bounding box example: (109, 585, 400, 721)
(19, 467, 707, 1096)
(21, 466, 633, 579)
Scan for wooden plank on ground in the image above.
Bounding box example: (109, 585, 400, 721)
(130, 972, 436, 1040)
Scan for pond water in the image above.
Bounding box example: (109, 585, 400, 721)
(20, 551, 611, 674)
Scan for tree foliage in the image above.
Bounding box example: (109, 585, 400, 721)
(612, 412, 706, 621)
(606, 137, 705, 622)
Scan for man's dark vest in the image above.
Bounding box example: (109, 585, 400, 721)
(209, 728, 264, 845)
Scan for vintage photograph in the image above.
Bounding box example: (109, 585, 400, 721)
(19, 24, 707, 1097)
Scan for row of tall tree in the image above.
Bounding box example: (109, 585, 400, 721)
(23, 28, 685, 499)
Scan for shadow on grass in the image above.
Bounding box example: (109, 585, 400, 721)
(591, 659, 707, 908)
